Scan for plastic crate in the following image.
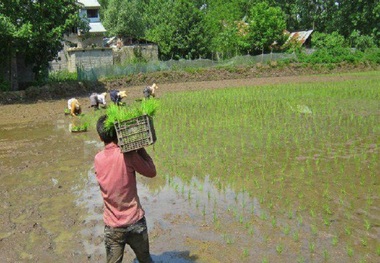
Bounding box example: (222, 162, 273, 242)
(114, 115, 157, 153)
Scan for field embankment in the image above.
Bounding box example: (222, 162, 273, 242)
(0, 62, 379, 105)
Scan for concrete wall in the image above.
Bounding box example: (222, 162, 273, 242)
(50, 50, 68, 72)
(50, 33, 107, 72)
(64, 33, 104, 49)
(50, 44, 159, 73)
(67, 47, 113, 72)
(113, 44, 159, 64)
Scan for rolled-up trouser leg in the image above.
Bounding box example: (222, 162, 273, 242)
(104, 217, 153, 263)
(104, 226, 126, 263)
(125, 217, 153, 263)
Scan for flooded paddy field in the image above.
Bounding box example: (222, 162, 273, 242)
(0, 72, 379, 263)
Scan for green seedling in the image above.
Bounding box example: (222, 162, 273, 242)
(311, 224, 318, 236)
(276, 244, 284, 254)
(309, 242, 315, 253)
(283, 225, 290, 235)
(360, 238, 367, 247)
(248, 227, 254, 236)
(346, 246, 353, 257)
(243, 248, 249, 257)
(271, 217, 277, 227)
(364, 219, 371, 230)
(345, 226, 352, 236)
(297, 255, 305, 263)
(293, 231, 299, 242)
(323, 249, 329, 260)
(70, 122, 89, 132)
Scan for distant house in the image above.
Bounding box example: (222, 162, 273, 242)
(284, 30, 314, 48)
(65, 0, 107, 49)
(50, 0, 158, 72)
(50, 0, 158, 74)
(3, 0, 110, 90)
(50, 0, 112, 72)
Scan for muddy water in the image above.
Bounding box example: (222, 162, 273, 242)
(0, 117, 253, 262)
(1, 115, 379, 263)
(0, 117, 97, 262)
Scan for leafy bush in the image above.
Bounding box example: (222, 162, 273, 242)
(298, 31, 376, 64)
(311, 31, 347, 49)
(48, 70, 77, 82)
(0, 79, 10, 92)
(362, 48, 380, 63)
(297, 47, 363, 64)
(349, 30, 377, 51)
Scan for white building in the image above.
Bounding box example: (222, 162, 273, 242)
(50, 0, 158, 74)
(51, 0, 111, 72)
(66, 0, 107, 48)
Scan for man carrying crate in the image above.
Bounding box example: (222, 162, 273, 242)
(94, 115, 156, 263)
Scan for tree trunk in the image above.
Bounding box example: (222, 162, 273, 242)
(10, 55, 19, 91)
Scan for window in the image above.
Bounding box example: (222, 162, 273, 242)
(87, 9, 98, 18)
(71, 27, 78, 34)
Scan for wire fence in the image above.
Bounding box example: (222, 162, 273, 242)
(77, 53, 296, 81)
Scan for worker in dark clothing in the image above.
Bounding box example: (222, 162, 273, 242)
(110, 90, 127, 105)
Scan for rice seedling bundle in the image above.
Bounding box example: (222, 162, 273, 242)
(104, 99, 160, 152)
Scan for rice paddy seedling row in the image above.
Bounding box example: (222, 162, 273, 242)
(151, 71, 379, 262)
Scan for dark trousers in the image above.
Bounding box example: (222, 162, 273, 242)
(104, 217, 153, 263)
(143, 87, 152, 99)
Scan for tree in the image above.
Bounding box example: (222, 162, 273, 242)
(349, 30, 377, 51)
(311, 31, 346, 49)
(247, 2, 286, 54)
(201, 0, 246, 59)
(275, 0, 380, 45)
(102, 0, 145, 38)
(143, 0, 177, 58)
(332, 1, 380, 42)
(144, 0, 208, 60)
(0, 0, 87, 86)
(273, 0, 299, 31)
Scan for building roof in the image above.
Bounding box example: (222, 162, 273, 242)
(89, 22, 106, 33)
(78, 0, 101, 8)
(285, 30, 313, 45)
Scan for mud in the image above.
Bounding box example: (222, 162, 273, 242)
(0, 69, 378, 263)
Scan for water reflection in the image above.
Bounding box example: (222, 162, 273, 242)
(76, 162, 269, 261)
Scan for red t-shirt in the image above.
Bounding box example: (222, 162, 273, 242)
(94, 142, 156, 227)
